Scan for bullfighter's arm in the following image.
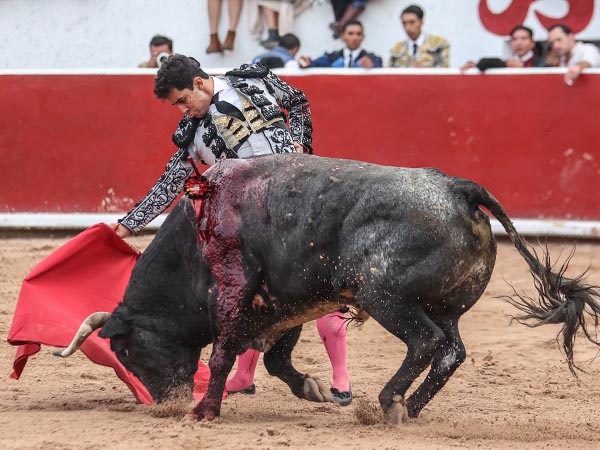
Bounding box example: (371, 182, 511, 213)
(263, 71, 313, 154)
(118, 148, 193, 234)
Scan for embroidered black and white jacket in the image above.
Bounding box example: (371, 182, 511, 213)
(119, 64, 313, 234)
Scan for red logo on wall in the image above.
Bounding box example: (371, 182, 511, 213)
(479, 0, 594, 35)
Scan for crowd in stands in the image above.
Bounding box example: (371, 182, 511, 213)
(140, 3, 600, 84)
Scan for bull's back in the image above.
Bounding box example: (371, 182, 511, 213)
(205, 154, 496, 307)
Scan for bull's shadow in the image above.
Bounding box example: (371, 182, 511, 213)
(58, 154, 600, 424)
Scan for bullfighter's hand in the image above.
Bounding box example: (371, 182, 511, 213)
(113, 224, 133, 239)
(294, 142, 308, 154)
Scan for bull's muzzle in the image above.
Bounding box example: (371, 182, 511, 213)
(53, 312, 112, 357)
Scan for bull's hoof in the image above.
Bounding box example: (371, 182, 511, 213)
(303, 376, 333, 402)
(384, 395, 409, 426)
(190, 404, 218, 421)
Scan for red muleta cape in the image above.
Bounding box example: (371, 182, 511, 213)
(7, 223, 211, 403)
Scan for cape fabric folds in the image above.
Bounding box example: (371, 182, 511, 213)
(7, 223, 211, 404)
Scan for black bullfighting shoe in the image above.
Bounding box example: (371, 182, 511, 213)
(330, 386, 352, 406)
(227, 383, 256, 395)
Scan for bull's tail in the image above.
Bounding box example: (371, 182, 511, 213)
(459, 179, 600, 374)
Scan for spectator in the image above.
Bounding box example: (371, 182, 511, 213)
(138, 35, 174, 68)
(329, 0, 367, 39)
(247, 0, 313, 49)
(548, 24, 600, 85)
(252, 33, 301, 69)
(544, 42, 560, 68)
(299, 20, 382, 68)
(258, 5, 280, 49)
(206, 0, 244, 54)
(389, 4, 449, 68)
(460, 25, 544, 72)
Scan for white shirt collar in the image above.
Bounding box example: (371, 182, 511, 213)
(343, 47, 363, 66)
(409, 33, 426, 48)
(344, 47, 362, 58)
(212, 76, 227, 95)
(518, 50, 534, 63)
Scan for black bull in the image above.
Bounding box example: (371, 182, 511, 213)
(58, 154, 600, 423)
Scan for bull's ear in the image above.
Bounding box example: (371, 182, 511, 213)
(98, 316, 131, 339)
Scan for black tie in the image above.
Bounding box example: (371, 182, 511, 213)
(212, 92, 245, 122)
(348, 52, 353, 67)
(412, 43, 418, 57)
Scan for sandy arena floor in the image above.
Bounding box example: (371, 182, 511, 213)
(1, 232, 599, 450)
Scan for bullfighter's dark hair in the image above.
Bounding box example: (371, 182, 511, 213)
(401, 4, 424, 20)
(548, 23, 572, 35)
(154, 54, 209, 99)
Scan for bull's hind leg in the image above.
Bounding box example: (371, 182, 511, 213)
(263, 326, 332, 402)
(406, 316, 466, 418)
(368, 303, 446, 424)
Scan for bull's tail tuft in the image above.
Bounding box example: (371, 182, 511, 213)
(455, 178, 600, 375)
(501, 245, 600, 375)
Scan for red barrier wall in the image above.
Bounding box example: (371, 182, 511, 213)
(1, 71, 599, 219)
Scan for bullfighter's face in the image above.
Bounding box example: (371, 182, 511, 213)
(99, 310, 200, 402)
(167, 76, 213, 119)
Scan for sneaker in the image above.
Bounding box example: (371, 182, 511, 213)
(259, 38, 278, 50)
(227, 383, 256, 395)
(330, 387, 352, 406)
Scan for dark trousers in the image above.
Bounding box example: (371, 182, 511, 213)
(331, 0, 351, 21)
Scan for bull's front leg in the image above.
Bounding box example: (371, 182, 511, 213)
(190, 341, 235, 421)
(194, 231, 259, 420)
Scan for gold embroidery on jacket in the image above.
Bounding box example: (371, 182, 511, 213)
(213, 95, 284, 149)
(389, 34, 450, 68)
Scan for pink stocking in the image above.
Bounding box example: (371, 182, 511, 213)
(225, 348, 260, 392)
(316, 312, 350, 392)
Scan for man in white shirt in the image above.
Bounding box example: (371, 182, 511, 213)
(548, 24, 600, 85)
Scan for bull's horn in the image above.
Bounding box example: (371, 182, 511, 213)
(53, 312, 112, 357)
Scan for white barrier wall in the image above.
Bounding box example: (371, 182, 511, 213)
(4, 0, 600, 70)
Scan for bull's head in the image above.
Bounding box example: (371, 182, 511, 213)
(55, 198, 214, 402)
(55, 304, 207, 402)
(98, 306, 202, 402)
